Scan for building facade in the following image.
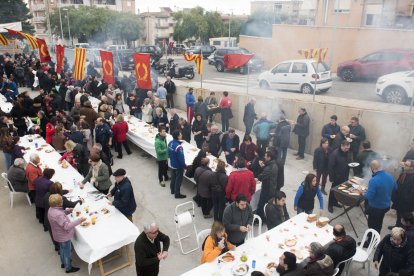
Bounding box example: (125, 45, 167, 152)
(139, 7, 175, 47)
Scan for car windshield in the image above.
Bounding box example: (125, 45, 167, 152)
(311, 62, 330, 72)
(239, 48, 251, 54)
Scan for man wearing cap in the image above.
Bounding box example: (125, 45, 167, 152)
(107, 169, 137, 221)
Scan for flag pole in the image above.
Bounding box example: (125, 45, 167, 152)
(200, 49, 203, 89)
(246, 63, 250, 95)
(313, 62, 318, 102)
(410, 86, 414, 112)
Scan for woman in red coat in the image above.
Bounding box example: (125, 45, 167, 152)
(111, 114, 132, 159)
(45, 117, 57, 144)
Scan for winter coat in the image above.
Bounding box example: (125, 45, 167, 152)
(95, 123, 112, 147)
(328, 148, 351, 185)
(45, 122, 56, 144)
(325, 235, 357, 268)
(112, 121, 129, 143)
(348, 124, 366, 152)
(34, 176, 53, 208)
(243, 102, 256, 125)
(294, 182, 324, 211)
(221, 133, 240, 153)
(392, 172, 414, 213)
(154, 134, 168, 161)
(48, 207, 82, 242)
(168, 139, 186, 169)
(265, 198, 289, 230)
(258, 159, 279, 197)
(142, 104, 153, 123)
(222, 202, 253, 245)
(164, 80, 176, 94)
(180, 122, 192, 143)
(253, 118, 276, 141)
(240, 142, 257, 162)
(185, 92, 195, 107)
(110, 177, 137, 217)
(365, 170, 396, 209)
(82, 163, 112, 192)
(321, 123, 340, 146)
(313, 147, 329, 173)
(211, 172, 228, 194)
(207, 131, 222, 157)
(7, 165, 28, 193)
(374, 234, 414, 276)
(194, 166, 214, 199)
(200, 234, 234, 263)
(169, 114, 179, 134)
(25, 162, 43, 191)
(293, 112, 310, 137)
(226, 168, 256, 202)
(194, 101, 208, 120)
(152, 114, 169, 131)
(304, 255, 334, 276)
(79, 106, 99, 129)
(275, 120, 291, 148)
(192, 119, 208, 143)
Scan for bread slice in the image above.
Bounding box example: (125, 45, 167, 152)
(307, 214, 317, 222)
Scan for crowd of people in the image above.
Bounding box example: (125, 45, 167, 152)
(2, 49, 414, 276)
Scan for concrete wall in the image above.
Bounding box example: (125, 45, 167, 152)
(240, 24, 414, 71)
(174, 86, 414, 160)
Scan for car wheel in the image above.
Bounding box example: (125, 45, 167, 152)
(320, 88, 330, 93)
(341, 68, 355, 82)
(301, 84, 313, 94)
(216, 62, 224, 72)
(259, 80, 270, 89)
(384, 86, 407, 104)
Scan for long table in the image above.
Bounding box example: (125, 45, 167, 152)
(182, 213, 333, 276)
(20, 135, 140, 274)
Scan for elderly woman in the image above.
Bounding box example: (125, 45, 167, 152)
(142, 98, 153, 124)
(59, 140, 76, 167)
(152, 107, 169, 131)
(112, 114, 131, 159)
(201, 221, 235, 263)
(303, 242, 334, 276)
(374, 227, 414, 275)
(35, 168, 55, 229)
(113, 93, 125, 114)
(82, 154, 112, 194)
(7, 158, 28, 193)
(48, 194, 85, 273)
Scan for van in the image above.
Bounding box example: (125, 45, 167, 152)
(106, 45, 127, 51)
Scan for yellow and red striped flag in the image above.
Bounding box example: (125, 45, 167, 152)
(0, 34, 8, 46)
(5, 28, 38, 49)
(298, 48, 328, 63)
(183, 53, 203, 75)
(73, 48, 86, 80)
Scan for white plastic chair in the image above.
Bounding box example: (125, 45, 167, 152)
(2, 172, 31, 208)
(197, 229, 211, 252)
(353, 228, 381, 276)
(263, 203, 268, 219)
(332, 267, 340, 276)
(174, 201, 198, 254)
(335, 256, 354, 276)
(246, 214, 262, 240)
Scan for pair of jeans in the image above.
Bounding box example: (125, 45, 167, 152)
(212, 191, 226, 221)
(157, 160, 168, 182)
(316, 170, 328, 189)
(170, 168, 184, 196)
(297, 207, 313, 215)
(367, 206, 390, 237)
(59, 240, 72, 271)
(221, 117, 229, 132)
(256, 139, 269, 157)
(3, 152, 12, 170)
(297, 135, 307, 158)
(166, 94, 174, 108)
(116, 141, 131, 158)
(244, 121, 253, 135)
(328, 182, 340, 207)
(134, 112, 142, 120)
(277, 147, 288, 164)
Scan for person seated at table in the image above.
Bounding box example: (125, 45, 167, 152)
(226, 157, 256, 203)
(325, 224, 356, 275)
(152, 107, 169, 132)
(11, 136, 25, 164)
(26, 153, 43, 203)
(35, 168, 55, 229)
(223, 194, 253, 247)
(373, 227, 414, 276)
(303, 242, 334, 276)
(221, 128, 240, 165)
(168, 109, 179, 134)
(201, 221, 235, 263)
(192, 113, 208, 149)
(265, 190, 289, 230)
(107, 169, 137, 221)
(59, 140, 76, 167)
(52, 126, 67, 154)
(82, 154, 111, 194)
(276, 251, 305, 276)
(48, 194, 85, 273)
(240, 134, 257, 163)
(194, 158, 214, 219)
(178, 117, 191, 143)
(7, 158, 28, 193)
(294, 173, 324, 215)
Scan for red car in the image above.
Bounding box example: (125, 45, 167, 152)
(337, 49, 414, 82)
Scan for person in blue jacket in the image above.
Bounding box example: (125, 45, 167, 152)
(108, 169, 137, 222)
(294, 173, 324, 215)
(185, 88, 195, 124)
(168, 130, 187, 199)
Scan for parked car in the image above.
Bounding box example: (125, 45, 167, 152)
(173, 44, 188, 54)
(106, 44, 127, 51)
(136, 45, 163, 61)
(337, 49, 414, 82)
(213, 47, 264, 74)
(376, 70, 414, 104)
(207, 52, 215, 65)
(75, 43, 90, 49)
(258, 59, 332, 94)
(185, 45, 216, 59)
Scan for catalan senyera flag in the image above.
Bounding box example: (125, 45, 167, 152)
(56, 45, 65, 74)
(37, 38, 51, 63)
(73, 48, 86, 80)
(133, 53, 152, 90)
(183, 54, 203, 75)
(5, 28, 38, 49)
(224, 54, 254, 69)
(0, 34, 8, 46)
(298, 48, 328, 63)
(100, 50, 114, 84)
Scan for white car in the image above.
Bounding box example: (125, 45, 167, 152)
(376, 71, 414, 104)
(258, 59, 332, 94)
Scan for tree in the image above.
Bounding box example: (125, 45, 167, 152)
(0, 0, 34, 34)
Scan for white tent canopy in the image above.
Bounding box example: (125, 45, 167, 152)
(0, 22, 22, 33)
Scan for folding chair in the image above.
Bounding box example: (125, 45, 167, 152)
(2, 172, 31, 208)
(353, 228, 380, 276)
(263, 203, 268, 219)
(196, 229, 211, 252)
(174, 201, 198, 254)
(335, 256, 354, 276)
(246, 214, 262, 240)
(332, 267, 340, 276)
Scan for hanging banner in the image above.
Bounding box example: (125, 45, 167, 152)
(298, 48, 328, 63)
(183, 53, 203, 75)
(5, 28, 38, 49)
(73, 47, 86, 80)
(56, 44, 65, 74)
(37, 38, 51, 63)
(99, 50, 114, 84)
(133, 53, 152, 90)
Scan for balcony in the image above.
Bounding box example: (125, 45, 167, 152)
(31, 4, 45, 11)
(33, 16, 46, 22)
(155, 23, 169, 29)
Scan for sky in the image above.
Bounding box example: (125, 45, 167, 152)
(135, 0, 252, 15)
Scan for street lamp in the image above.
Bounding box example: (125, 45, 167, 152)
(63, 8, 72, 46)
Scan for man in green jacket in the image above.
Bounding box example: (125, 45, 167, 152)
(154, 126, 169, 187)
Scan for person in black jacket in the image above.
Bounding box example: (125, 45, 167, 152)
(134, 222, 170, 276)
(348, 116, 366, 161)
(164, 76, 176, 108)
(355, 140, 380, 177)
(243, 98, 256, 135)
(221, 128, 240, 165)
(108, 169, 137, 221)
(325, 224, 356, 275)
(402, 139, 414, 162)
(192, 113, 208, 149)
(257, 150, 279, 221)
(321, 115, 340, 147)
(168, 109, 179, 134)
(206, 124, 222, 158)
(274, 115, 291, 164)
(178, 118, 191, 143)
(293, 107, 310, 160)
(211, 159, 228, 222)
(194, 96, 208, 121)
(328, 140, 351, 213)
(373, 227, 414, 276)
(152, 108, 169, 132)
(313, 138, 330, 195)
(265, 190, 289, 230)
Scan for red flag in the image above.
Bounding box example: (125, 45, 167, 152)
(224, 54, 254, 69)
(56, 45, 65, 74)
(133, 53, 152, 90)
(100, 50, 114, 84)
(37, 38, 51, 63)
(6, 28, 22, 37)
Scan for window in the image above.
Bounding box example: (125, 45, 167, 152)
(361, 53, 382, 62)
(381, 52, 405, 61)
(272, 63, 291, 74)
(334, 0, 350, 13)
(292, 63, 308, 73)
(212, 41, 221, 46)
(312, 62, 330, 72)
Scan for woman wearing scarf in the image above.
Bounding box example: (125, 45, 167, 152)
(81, 154, 111, 194)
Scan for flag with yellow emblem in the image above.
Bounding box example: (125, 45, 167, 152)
(37, 38, 51, 62)
(73, 48, 86, 80)
(100, 50, 114, 84)
(133, 53, 152, 89)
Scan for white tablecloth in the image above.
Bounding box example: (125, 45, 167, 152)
(0, 94, 13, 113)
(181, 213, 333, 276)
(20, 135, 140, 271)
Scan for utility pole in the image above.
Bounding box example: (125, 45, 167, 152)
(44, 0, 52, 44)
(64, 9, 72, 46)
(228, 9, 233, 46)
(58, 0, 64, 43)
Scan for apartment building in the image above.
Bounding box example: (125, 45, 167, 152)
(139, 7, 175, 47)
